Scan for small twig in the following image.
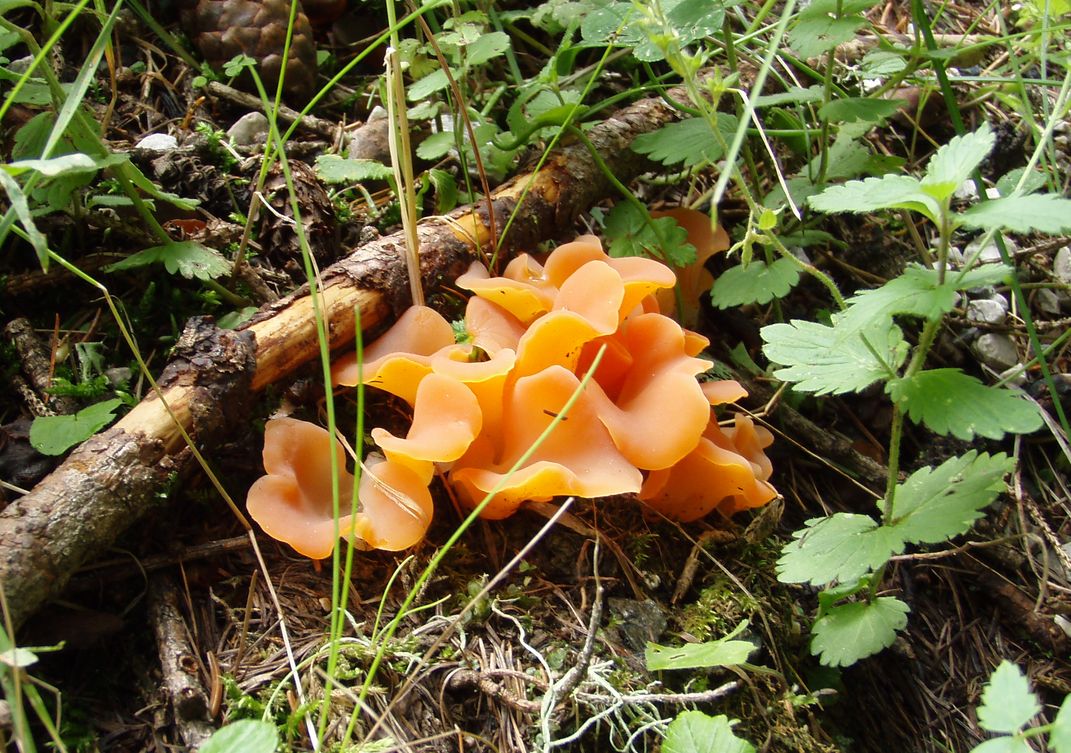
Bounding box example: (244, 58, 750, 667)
(204, 81, 339, 139)
(148, 572, 214, 749)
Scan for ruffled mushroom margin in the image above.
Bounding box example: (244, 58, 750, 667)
(247, 235, 778, 558)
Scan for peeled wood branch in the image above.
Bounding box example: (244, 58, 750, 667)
(0, 89, 691, 630)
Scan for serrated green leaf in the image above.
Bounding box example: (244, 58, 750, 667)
(761, 319, 906, 394)
(788, 14, 867, 58)
(835, 264, 1013, 337)
(646, 621, 756, 670)
(977, 662, 1041, 734)
(104, 241, 231, 281)
(1050, 693, 1071, 753)
(777, 513, 904, 586)
(710, 258, 801, 308)
(958, 194, 1071, 234)
(887, 370, 1042, 440)
(859, 49, 907, 76)
(811, 597, 909, 667)
(970, 737, 1034, 753)
(807, 173, 940, 224)
(464, 31, 510, 66)
(200, 719, 279, 753)
(663, 711, 755, 753)
(29, 398, 123, 455)
(921, 123, 995, 201)
(631, 115, 738, 168)
(887, 451, 1012, 545)
(818, 97, 905, 123)
(315, 155, 393, 185)
(604, 201, 696, 266)
(754, 85, 825, 107)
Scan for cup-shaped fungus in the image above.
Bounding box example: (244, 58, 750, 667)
(251, 233, 778, 559)
(246, 417, 357, 559)
(247, 418, 436, 557)
(351, 455, 434, 551)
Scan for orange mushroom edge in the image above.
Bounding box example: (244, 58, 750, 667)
(247, 233, 779, 559)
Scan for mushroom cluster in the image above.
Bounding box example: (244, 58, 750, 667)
(247, 234, 777, 558)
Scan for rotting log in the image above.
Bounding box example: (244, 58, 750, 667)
(0, 88, 692, 630)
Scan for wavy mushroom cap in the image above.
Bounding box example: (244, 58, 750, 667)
(352, 455, 434, 551)
(639, 415, 777, 521)
(371, 372, 483, 483)
(247, 417, 357, 559)
(451, 365, 643, 519)
(332, 305, 455, 395)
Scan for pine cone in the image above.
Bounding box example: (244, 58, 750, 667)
(182, 0, 317, 101)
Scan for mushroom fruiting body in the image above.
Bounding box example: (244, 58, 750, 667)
(248, 233, 777, 557)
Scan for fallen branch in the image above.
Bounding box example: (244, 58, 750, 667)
(0, 88, 690, 630)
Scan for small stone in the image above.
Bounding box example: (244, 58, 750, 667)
(965, 235, 1016, 265)
(967, 298, 1007, 324)
(1054, 246, 1071, 285)
(227, 112, 269, 146)
(135, 132, 178, 153)
(105, 366, 133, 387)
(954, 180, 978, 201)
(1035, 287, 1064, 316)
(998, 364, 1028, 387)
(973, 333, 1020, 372)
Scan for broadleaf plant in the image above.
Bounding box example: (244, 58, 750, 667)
(762, 123, 1059, 667)
(968, 661, 1071, 753)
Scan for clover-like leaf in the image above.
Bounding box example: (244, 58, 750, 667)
(777, 513, 904, 586)
(604, 201, 696, 266)
(1050, 693, 1071, 753)
(710, 258, 801, 308)
(887, 369, 1042, 440)
(761, 319, 906, 395)
(200, 720, 279, 753)
(810, 597, 909, 667)
(977, 662, 1041, 734)
(887, 451, 1012, 545)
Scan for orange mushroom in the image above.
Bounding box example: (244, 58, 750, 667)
(371, 372, 482, 483)
(332, 305, 455, 403)
(638, 412, 777, 521)
(351, 455, 434, 551)
(246, 417, 357, 559)
(650, 207, 731, 325)
(451, 365, 643, 519)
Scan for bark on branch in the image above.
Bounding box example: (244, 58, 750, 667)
(0, 90, 690, 630)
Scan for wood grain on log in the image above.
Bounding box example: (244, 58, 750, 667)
(0, 90, 686, 630)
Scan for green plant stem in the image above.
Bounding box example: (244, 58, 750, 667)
(815, 0, 842, 185)
(766, 231, 846, 310)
